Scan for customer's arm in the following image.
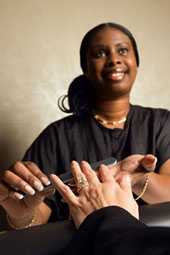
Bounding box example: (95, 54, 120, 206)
(64, 206, 170, 255)
(51, 161, 170, 255)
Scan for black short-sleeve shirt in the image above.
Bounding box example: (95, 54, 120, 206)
(23, 105, 170, 219)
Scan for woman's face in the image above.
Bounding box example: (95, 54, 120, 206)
(85, 27, 138, 99)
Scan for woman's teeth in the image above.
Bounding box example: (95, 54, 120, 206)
(108, 72, 125, 81)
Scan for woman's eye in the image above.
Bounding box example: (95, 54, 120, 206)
(119, 48, 129, 55)
(94, 50, 106, 58)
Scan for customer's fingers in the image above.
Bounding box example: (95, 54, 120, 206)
(98, 164, 115, 183)
(71, 161, 88, 186)
(80, 161, 99, 185)
(119, 174, 132, 195)
(50, 174, 78, 205)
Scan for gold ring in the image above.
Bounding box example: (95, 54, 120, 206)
(77, 176, 88, 193)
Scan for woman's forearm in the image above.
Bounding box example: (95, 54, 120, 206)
(133, 172, 170, 204)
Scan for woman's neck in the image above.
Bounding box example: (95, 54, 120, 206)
(93, 97, 130, 121)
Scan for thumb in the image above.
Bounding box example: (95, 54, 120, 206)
(141, 154, 157, 172)
(119, 174, 132, 194)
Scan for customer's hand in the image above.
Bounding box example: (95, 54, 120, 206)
(50, 161, 139, 229)
(0, 161, 53, 222)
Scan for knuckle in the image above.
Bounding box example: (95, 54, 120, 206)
(15, 179, 25, 189)
(27, 174, 36, 183)
(13, 160, 23, 169)
(36, 171, 44, 179)
(25, 162, 42, 176)
(63, 185, 71, 193)
(24, 161, 38, 168)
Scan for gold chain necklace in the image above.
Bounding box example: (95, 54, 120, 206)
(94, 114, 127, 128)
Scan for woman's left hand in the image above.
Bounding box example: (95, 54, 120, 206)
(112, 154, 157, 186)
(50, 161, 139, 229)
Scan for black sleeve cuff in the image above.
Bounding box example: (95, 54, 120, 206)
(79, 206, 147, 232)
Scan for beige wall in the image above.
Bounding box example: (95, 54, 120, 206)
(0, 0, 170, 168)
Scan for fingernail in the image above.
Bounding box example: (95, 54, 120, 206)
(50, 174, 56, 178)
(100, 164, 107, 170)
(81, 161, 88, 166)
(41, 177, 51, 186)
(25, 185, 35, 195)
(15, 193, 24, 200)
(34, 181, 44, 191)
(71, 160, 79, 166)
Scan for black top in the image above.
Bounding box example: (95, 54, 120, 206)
(63, 206, 170, 255)
(23, 105, 170, 219)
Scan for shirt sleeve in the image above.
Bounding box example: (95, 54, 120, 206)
(63, 206, 170, 255)
(23, 123, 59, 172)
(156, 110, 170, 170)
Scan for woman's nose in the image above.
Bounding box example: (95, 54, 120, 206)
(106, 52, 121, 66)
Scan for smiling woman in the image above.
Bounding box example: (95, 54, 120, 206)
(84, 27, 137, 100)
(1, 22, 170, 231)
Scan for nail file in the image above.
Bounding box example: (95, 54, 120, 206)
(42, 157, 117, 192)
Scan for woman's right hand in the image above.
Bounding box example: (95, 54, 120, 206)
(0, 161, 53, 223)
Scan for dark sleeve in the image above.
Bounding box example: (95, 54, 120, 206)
(23, 123, 59, 173)
(156, 110, 170, 168)
(63, 206, 170, 255)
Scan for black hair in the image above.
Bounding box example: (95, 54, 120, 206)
(58, 22, 139, 116)
(58, 74, 94, 116)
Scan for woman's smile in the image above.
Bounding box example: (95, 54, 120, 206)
(102, 67, 127, 82)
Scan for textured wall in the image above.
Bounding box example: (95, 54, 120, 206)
(0, 0, 170, 168)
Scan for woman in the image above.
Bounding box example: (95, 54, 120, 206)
(0, 22, 170, 230)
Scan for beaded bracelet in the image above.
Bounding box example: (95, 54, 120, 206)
(6, 213, 35, 230)
(135, 174, 149, 201)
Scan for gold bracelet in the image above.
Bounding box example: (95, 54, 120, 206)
(135, 174, 149, 201)
(6, 213, 35, 230)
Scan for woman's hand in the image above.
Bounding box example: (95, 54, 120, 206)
(112, 154, 157, 186)
(50, 161, 139, 229)
(0, 161, 53, 224)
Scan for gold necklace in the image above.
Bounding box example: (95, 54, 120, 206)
(94, 114, 127, 128)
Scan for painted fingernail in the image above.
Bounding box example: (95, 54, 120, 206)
(25, 185, 35, 195)
(15, 193, 24, 200)
(34, 181, 44, 191)
(50, 174, 56, 179)
(41, 177, 51, 186)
